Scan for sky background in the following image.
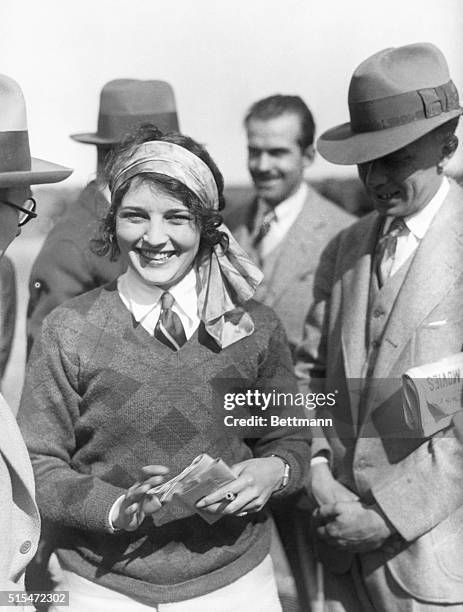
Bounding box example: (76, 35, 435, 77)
(2, 0, 463, 406)
(2, 0, 463, 188)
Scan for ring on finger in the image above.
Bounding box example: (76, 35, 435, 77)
(224, 491, 237, 502)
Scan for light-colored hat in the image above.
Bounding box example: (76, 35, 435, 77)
(0, 74, 72, 187)
(70, 79, 179, 146)
(317, 42, 462, 165)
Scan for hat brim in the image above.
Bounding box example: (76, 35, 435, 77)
(317, 108, 463, 165)
(0, 157, 73, 187)
(70, 133, 118, 146)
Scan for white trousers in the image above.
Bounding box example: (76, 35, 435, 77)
(49, 554, 282, 612)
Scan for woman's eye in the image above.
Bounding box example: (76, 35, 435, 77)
(119, 210, 146, 221)
(169, 214, 193, 223)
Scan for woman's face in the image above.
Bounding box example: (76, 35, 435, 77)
(116, 179, 201, 289)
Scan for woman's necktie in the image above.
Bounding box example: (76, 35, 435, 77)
(154, 291, 187, 350)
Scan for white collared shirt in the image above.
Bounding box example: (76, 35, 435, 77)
(117, 267, 200, 339)
(258, 182, 308, 258)
(383, 178, 449, 276)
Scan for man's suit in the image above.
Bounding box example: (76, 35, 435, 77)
(233, 184, 353, 356)
(0, 394, 40, 594)
(26, 181, 126, 353)
(0, 256, 16, 383)
(296, 179, 463, 606)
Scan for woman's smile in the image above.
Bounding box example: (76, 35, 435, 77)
(136, 246, 177, 266)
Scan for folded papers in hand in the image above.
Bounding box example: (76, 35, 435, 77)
(402, 352, 463, 437)
(147, 453, 236, 524)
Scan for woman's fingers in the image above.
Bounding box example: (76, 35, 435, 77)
(195, 473, 260, 515)
(141, 494, 162, 515)
(138, 465, 170, 481)
(196, 473, 251, 508)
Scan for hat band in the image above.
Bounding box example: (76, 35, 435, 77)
(97, 112, 179, 141)
(350, 80, 460, 133)
(0, 131, 31, 172)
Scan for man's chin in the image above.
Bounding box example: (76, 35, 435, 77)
(255, 186, 281, 205)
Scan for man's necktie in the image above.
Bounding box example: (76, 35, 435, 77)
(252, 208, 277, 248)
(154, 292, 187, 350)
(375, 217, 407, 287)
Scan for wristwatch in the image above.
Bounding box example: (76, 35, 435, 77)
(270, 455, 291, 491)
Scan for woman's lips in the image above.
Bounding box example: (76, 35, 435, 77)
(137, 249, 176, 265)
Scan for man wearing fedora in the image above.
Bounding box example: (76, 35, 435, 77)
(296, 42, 463, 610)
(26, 79, 179, 351)
(0, 73, 71, 601)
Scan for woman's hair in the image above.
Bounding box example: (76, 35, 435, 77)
(92, 123, 228, 260)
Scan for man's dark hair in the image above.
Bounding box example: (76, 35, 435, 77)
(244, 94, 316, 150)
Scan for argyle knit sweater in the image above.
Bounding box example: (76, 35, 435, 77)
(18, 283, 310, 605)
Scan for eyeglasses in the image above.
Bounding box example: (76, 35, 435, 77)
(1, 198, 37, 226)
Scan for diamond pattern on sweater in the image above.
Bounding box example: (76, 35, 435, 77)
(148, 408, 199, 455)
(95, 370, 142, 412)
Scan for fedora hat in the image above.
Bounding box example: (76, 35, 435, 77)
(0, 74, 72, 187)
(318, 42, 463, 165)
(71, 79, 179, 146)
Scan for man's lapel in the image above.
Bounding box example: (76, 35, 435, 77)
(0, 395, 36, 503)
(262, 188, 331, 305)
(341, 214, 381, 382)
(372, 182, 463, 379)
(233, 198, 260, 266)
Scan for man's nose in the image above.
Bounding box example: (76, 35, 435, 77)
(255, 152, 272, 173)
(362, 159, 388, 187)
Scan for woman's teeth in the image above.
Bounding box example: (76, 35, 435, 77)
(140, 250, 174, 263)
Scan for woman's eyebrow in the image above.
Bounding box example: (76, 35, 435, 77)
(164, 206, 193, 214)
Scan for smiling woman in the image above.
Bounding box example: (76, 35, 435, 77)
(18, 124, 311, 611)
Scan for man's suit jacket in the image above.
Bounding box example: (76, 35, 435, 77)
(0, 394, 40, 592)
(27, 181, 126, 353)
(233, 185, 353, 355)
(296, 179, 463, 603)
(0, 256, 16, 382)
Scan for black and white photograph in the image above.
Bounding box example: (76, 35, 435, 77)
(1, 1, 463, 610)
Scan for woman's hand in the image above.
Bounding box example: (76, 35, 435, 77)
(112, 465, 169, 531)
(196, 457, 285, 516)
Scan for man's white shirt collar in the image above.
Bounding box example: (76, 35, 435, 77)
(117, 267, 199, 338)
(383, 177, 449, 277)
(268, 181, 308, 224)
(383, 177, 449, 239)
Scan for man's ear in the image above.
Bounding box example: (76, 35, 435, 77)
(438, 135, 458, 172)
(302, 144, 315, 168)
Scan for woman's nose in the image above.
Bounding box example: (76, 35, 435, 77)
(142, 219, 168, 245)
